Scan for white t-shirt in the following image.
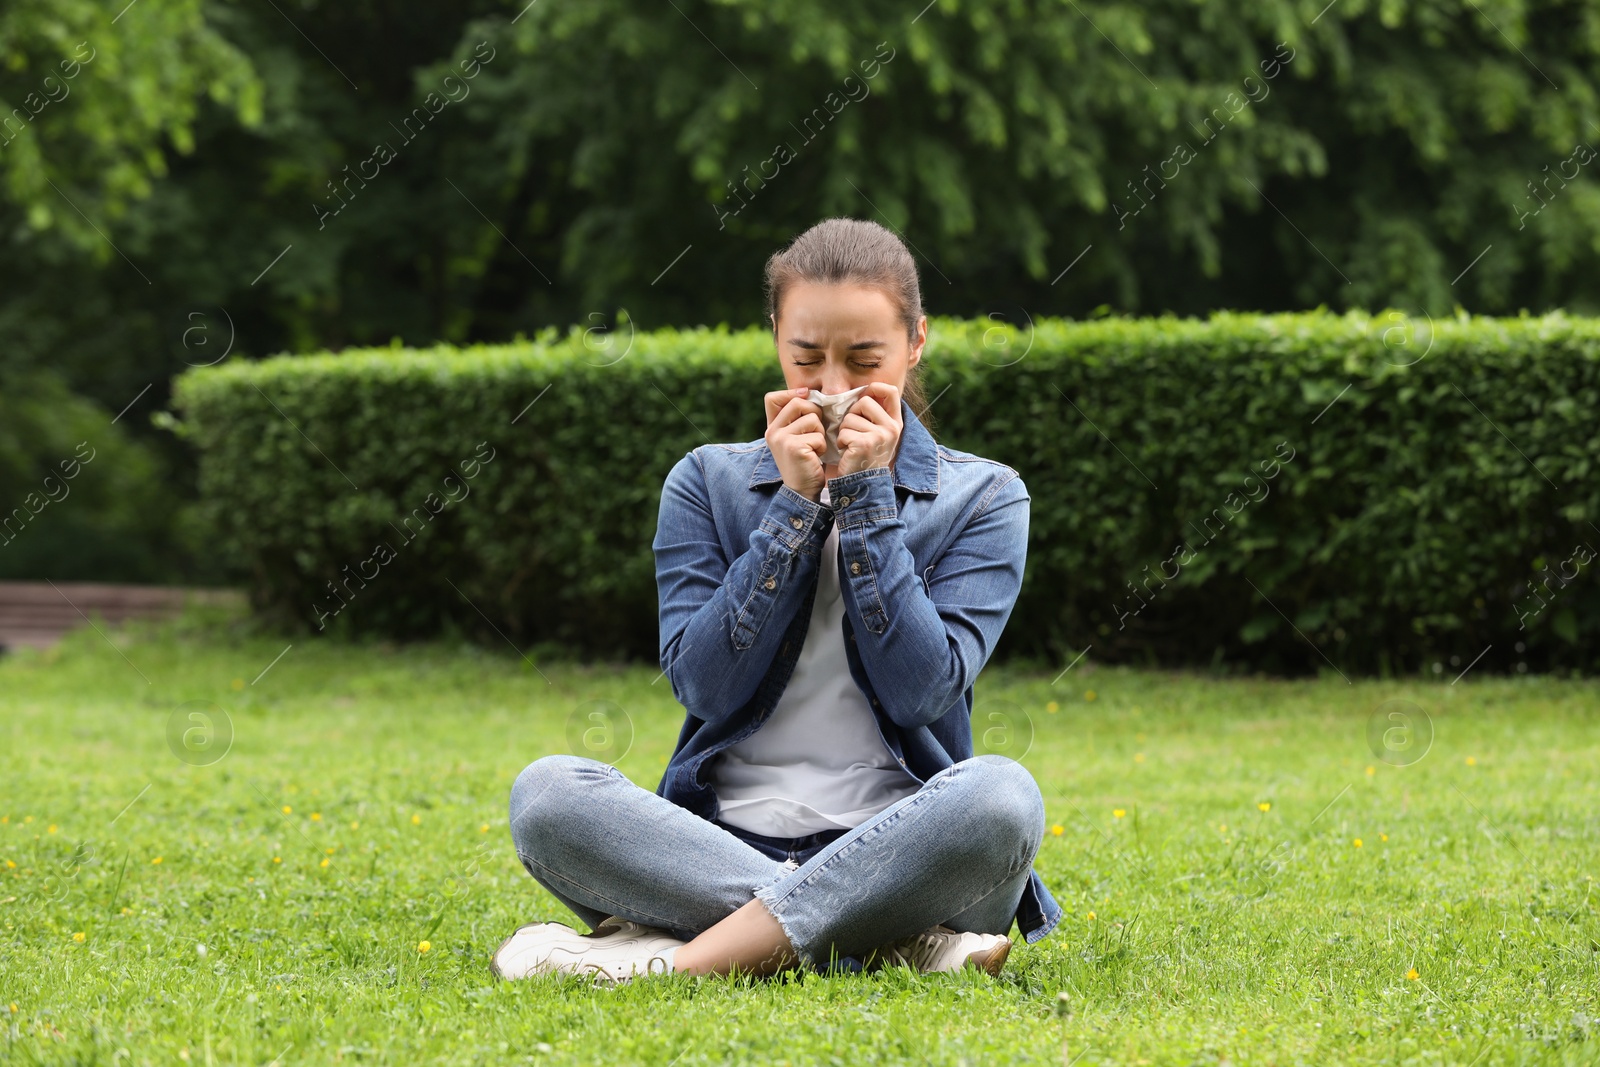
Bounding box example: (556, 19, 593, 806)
(710, 484, 923, 837)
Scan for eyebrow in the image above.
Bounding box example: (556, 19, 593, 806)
(786, 339, 887, 350)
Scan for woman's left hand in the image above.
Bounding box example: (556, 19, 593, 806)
(834, 381, 903, 478)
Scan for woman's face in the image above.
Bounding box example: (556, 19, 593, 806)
(772, 281, 925, 397)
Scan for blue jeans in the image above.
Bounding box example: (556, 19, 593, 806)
(507, 752, 1046, 973)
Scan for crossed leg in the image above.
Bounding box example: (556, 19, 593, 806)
(508, 753, 1045, 976)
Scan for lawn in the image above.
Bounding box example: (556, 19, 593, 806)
(1, 606, 1596, 1066)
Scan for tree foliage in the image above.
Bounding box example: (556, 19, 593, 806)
(6, 0, 1600, 581)
(0, 0, 260, 249)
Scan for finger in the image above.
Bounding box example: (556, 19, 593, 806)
(853, 381, 901, 421)
(793, 416, 826, 442)
(837, 411, 881, 432)
(771, 404, 824, 434)
(847, 393, 899, 430)
(766, 387, 816, 425)
(782, 429, 827, 460)
(764, 387, 809, 425)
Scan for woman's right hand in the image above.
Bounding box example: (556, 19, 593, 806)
(764, 387, 826, 501)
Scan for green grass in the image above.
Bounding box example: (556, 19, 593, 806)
(1, 607, 1597, 1066)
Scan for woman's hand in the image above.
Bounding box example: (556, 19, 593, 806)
(764, 387, 826, 501)
(835, 381, 903, 478)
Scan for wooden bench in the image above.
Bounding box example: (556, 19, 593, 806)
(0, 581, 243, 651)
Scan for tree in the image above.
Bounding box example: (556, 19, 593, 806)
(0, 0, 260, 251)
(7, 0, 1600, 582)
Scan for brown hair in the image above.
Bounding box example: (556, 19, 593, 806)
(764, 217, 936, 436)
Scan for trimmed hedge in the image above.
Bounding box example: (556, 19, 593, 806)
(169, 311, 1600, 676)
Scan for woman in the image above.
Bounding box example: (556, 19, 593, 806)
(494, 217, 1062, 985)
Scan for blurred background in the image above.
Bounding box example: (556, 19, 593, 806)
(2, 0, 1597, 652)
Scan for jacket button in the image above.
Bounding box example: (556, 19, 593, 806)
(850, 561, 861, 574)
(790, 517, 803, 529)
(764, 577, 776, 589)
(838, 495, 851, 507)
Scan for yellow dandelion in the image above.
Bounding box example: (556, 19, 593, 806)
(1365, 766, 1376, 777)
(151, 856, 163, 865)
(47, 825, 57, 834)
(1050, 824, 1064, 836)
(281, 806, 292, 815)
(325, 847, 336, 855)
(1084, 690, 1097, 701)
(319, 858, 330, 868)
(1380, 833, 1389, 842)
(121, 907, 132, 915)
(1134, 753, 1146, 763)
(411, 814, 421, 825)
(1353, 838, 1363, 848)
(1465, 756, 1477, 766)
(4, 859, 14, 869)
(72, 931, 85, 943)
(24, 816, 33, 823)
(350, 821, 359, 829)
(1218, 823, 1227, 833)
(479, 824, 490, 833)
(417, 940, 431, 953)
(1046, 701, 1059, 713)
(1406, 968, 1419, 981)
(1258, 802, 1271, 813)
(7, 1003, 15, 1013)
(1, 816, 8, 823)
(272, 857, 282, 864)
(1086, 911, 1096, 921)
(231, 678, 245, 691)
(1113, 809, 1126, 819)
(310, 813, 321, 822)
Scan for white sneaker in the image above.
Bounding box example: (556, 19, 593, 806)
(863, 925, 1013, 977)
(489, 914, 685, 985)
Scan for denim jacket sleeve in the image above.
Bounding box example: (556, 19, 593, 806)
(653, 449, 833, 727)
(827, 463, 1030, 729)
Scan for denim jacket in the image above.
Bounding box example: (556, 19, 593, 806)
(650, 397, 1064, 945)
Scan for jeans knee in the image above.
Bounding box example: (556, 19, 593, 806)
(962, 755, 1046, 873)
(508, 753, 606, 853)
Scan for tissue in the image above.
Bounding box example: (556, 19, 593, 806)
(806, 385, 871, 464)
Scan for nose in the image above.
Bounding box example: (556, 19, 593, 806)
(822, 368, 855, 394)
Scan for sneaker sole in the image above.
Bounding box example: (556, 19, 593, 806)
(965, 937, 1012, 978)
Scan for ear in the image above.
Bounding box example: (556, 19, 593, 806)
(908, 316, 928, 365)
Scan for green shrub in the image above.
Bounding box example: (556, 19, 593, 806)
(168, 311, 1600, 676)
(0, 372, 197, 582)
